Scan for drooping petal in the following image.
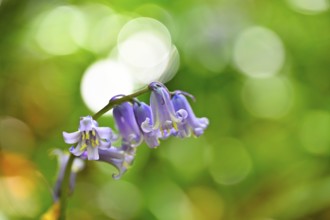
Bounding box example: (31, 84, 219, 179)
(194, 127, 205, 137)
(69, 142, 85, 156)
(171, 91, 209, 138)
(87, 146, 99, 160)
(52, 150, 67, 201)
(141, 118, 153, 133)
(199, 118, 209, 128)
(62, 131, 81, 144)
(98, 146, 135, 179)
(52, 149, 85, 201)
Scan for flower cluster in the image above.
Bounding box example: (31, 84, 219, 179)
(62, 82, 209, 179)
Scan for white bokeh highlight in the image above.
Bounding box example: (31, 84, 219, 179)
(233, 26, 285, 78)
(80, 59, 134, 115)
(287, 0, 329, 14)
(35, 6, 86, 55)
(117, 17, 177, 84)
(242, 76, 293, 119)
(81, 17, 179, 112)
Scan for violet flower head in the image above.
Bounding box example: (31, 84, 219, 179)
(149, 82, 188, 137)
(113, 102, 143, 147)
(96, 145, 136, 180)
(171, 92, 209, 137)
(52, 149, 85, 201)
(133, 101, 160, 148)
(63, 116, 116, 160)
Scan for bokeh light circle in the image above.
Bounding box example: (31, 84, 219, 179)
(0, 117, 35, 155)
(287, 0, 329, 14)
(124, 45, 180, 85)
(209, 138, 252, 185)
(181, 6, 235, 75)
(97, 180, 142, 219)
(242, 76, 293, 119)
(87, 14, 127, 54)
(76, 4, 129, 54)
(299, 111, 330, 155)
(147, 179, 195, 220)
(35, 6, 86, 55)
(117, 17, 176, 85)
(118, 17, 172, 68)
(159, 137, 209, 181)
(233, 26, 285, 78)
(80, 59, 134, 115)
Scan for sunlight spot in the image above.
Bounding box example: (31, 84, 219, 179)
(80, 59, 134, 115)
(87, 14, 127, 54)
(209, 138, 252, 185)
(287, 0, 329, 14)
(242, 76, 293, 119)
(182, 5, 235, 75)
(76, 4, 128, 54)
(35, 6, 86, 55)
(117, 17, 176, 84)
(233, 26, 285, 78)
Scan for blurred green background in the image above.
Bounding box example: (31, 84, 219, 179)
(1, 0, 330, 219)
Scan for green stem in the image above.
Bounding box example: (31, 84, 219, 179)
(57, 86, 150, 219)
(93, 86, 150, 120)
(58, 153, 74, 220)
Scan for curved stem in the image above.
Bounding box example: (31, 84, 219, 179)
(93, 86, 150, 120)
(57, 86, 150, 219)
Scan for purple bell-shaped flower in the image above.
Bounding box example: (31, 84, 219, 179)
(113, 102, 143, 147)
(63, 116, 116, 160)
(171, 91, 209, 137)
(97, 145, 135, 179)
(133, 100, 160, 148)
(149, 82, 187, 138)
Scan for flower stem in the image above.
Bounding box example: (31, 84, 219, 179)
(93, 86, 150, 120)
(57, 86, 150, 219)
(58, 153, 74, 220)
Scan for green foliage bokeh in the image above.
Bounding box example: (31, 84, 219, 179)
(1, 0, 330, 219)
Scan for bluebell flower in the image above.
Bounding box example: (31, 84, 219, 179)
(113, 102, 143, 147)
(149, 82, 188, 138)
(63, 116, 116, 160)
(99, 145, 136, 179)
(133, 101, 160, 148)
(52, 149, 85, 201)
(171, 91, 209, 137)
(79, 145, 135, 180)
